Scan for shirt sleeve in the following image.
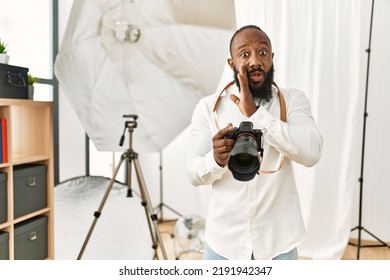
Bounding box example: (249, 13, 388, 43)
(185, 98, 228, 186)
(249, 89, 323, 167)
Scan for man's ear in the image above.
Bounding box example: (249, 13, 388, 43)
(227, 58, 234, 70)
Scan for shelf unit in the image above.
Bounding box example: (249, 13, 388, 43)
(0, 98, 54, 260)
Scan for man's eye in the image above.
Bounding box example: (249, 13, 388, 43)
(259, 50, 268, 56)
(240, 52, 249, 58)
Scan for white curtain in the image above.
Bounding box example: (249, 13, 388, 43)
(232, 0, 390, 259)
(162, 0, 390, 260)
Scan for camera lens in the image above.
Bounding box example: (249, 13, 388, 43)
(234, 153, 256, 167)
(228, 135, 260, 181)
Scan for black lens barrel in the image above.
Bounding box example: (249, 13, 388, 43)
(228, 134, 260, 181)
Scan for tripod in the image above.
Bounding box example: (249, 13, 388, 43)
(154, 152, 182, 222)
(77, 115, 168, 260)
(348, 0, 389, 260)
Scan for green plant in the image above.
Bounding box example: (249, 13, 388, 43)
(28, 73, 38, 86)
(0, 39, 8, 54)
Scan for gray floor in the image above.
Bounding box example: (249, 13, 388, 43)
(54, 176, 154, 260)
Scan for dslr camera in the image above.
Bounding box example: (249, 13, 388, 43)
(224, 121, 264, 181)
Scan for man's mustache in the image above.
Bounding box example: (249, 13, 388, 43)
(248, 67, 266, 76)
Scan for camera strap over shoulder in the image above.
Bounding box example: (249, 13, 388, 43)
(212, 81, 286, 124)
(212, 80, 287, 175)
(260, 81, 286, 174)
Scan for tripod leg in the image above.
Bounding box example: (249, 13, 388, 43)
(133, 157, 168, 260)
(154, 203, 182, 221)
(142, 199, 160, 260)
(77, 154, 126, 260)
(362, 227, 389, 247)
(126, 152, 134, 198)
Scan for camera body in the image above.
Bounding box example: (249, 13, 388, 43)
(225, 121, 263, 148)
(224, 121, 263, 181)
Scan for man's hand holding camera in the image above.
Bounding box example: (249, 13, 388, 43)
(213, 123, 235, 167)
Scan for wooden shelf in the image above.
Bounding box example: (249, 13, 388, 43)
(0, 98, 54, 260)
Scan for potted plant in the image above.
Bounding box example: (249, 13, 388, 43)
(0, 39, 9, 64)
(28, 73, 38, 99)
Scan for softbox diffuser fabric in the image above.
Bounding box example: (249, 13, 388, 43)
(54, 0, 236, 152)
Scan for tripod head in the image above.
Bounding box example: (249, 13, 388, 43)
(119, 114, 138, 147)
(123, 114, 138, 129)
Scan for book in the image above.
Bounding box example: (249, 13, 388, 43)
(1, 119, 7, 163)
(0, 120, 2, 164)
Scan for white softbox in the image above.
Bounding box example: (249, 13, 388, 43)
(54, 0, 236, 152)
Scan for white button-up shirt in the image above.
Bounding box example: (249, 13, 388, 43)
(186, 82, 323, 259)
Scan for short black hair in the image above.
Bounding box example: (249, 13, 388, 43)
(229, 25, 271, 56)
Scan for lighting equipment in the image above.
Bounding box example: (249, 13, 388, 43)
(54, 0, 236, 152)
(348, 0, 390, 259)
(77, 115, 168, 260)
(173, 215, 205, 259)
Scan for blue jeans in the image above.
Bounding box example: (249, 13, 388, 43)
(203, 243, 298, 260)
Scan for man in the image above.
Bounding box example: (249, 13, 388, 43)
(185, 25, 323, 260)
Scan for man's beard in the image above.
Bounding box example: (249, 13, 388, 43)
(234, 64, 274, 105)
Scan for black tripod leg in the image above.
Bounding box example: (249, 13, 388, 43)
(349, 227, 389, 248)
(362, 228, 390, 247)
(133, 157, 168, 260)
(77, 154, 127, 260)
(154, 203, 182, 222)
(349, 227, 389, 260)
(155, 152, 182, 221)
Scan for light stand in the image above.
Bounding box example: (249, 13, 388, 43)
(348, 0, 390, 259)
(154, 152, 182, 222)
(77, 114, 168, 260)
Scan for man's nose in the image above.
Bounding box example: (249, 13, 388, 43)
(248, 55, 263, 69)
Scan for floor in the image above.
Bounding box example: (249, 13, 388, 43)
(54, 177, 390, 260)
(342, 239, 390, 260)
(157, 220, 390, 260)
(157, 219, 202, 260)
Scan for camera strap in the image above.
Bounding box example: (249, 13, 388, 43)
(212, 81, 287, 174)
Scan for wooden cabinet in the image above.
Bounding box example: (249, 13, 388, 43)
(0, 98, 53, 259)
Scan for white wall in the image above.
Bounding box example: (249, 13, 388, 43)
(58, 0, 86, 182)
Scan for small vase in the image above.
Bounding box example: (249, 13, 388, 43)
(0, 53, 9, 64)
(28, 85, 34, 99)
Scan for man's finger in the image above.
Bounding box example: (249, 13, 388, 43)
(230, 94, 240, 105)
(213, 124, 234, 140)
(214, 138, 235, 149)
